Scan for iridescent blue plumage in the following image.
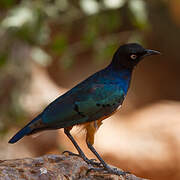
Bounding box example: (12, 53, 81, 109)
(41, 65, 132, 128)
(9, 59, 132, 143)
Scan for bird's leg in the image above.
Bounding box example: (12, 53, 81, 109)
(64, 128, 100, 166)
(86, 141, 126, 176)
(85, 121, 126, 176)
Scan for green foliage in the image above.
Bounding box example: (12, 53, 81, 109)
(83, 20, 99, 47)
(0, 0, 15, 9)
(0, 53, 8, 68)
(51, 34, 68, 55)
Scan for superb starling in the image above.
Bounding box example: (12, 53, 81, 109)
(9, 43, 160, 176)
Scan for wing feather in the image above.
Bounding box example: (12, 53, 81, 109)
(42, 83, 125, 128)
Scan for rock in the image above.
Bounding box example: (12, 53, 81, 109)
(0, 154, 147, 180)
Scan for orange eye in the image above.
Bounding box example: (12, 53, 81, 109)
(130, 54, 137, 60)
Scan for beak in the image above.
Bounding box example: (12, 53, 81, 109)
(143, 49, 161, 57)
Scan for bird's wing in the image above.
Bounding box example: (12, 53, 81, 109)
(42, 83, 125, 128)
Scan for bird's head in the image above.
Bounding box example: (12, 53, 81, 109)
(111, 43, 161, 70)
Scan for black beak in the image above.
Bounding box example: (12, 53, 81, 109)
(143, 49, 161, 57)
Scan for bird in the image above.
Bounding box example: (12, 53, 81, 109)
(8, 43, 160, 176)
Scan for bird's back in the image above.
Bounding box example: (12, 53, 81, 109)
(41, 66, 132, 128)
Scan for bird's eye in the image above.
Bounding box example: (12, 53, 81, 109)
(130, 54, 137, 60)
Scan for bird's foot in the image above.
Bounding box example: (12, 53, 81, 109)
(104, 166, 127, 176)
(85, 158, 102, 167)
(62, 150, 79, 157)
(62, 150, 102, 167)
(87, 166, 127, 176)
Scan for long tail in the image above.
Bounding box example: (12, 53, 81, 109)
(8, 113, 43, 144)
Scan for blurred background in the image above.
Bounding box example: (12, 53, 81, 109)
(0, 0, 180, 179)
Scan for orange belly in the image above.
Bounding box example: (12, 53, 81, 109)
(79, 110, 117, 145)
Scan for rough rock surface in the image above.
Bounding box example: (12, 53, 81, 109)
(0, 154, 147, 180)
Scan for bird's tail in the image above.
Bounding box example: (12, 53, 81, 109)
(8, 113, 42, 144)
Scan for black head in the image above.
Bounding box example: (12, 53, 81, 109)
(111, 43, 160, 70)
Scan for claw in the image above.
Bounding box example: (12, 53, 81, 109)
(90, 158, 97, 162)
(86, 159, 102, 167)
(62, 150, 80, 157)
